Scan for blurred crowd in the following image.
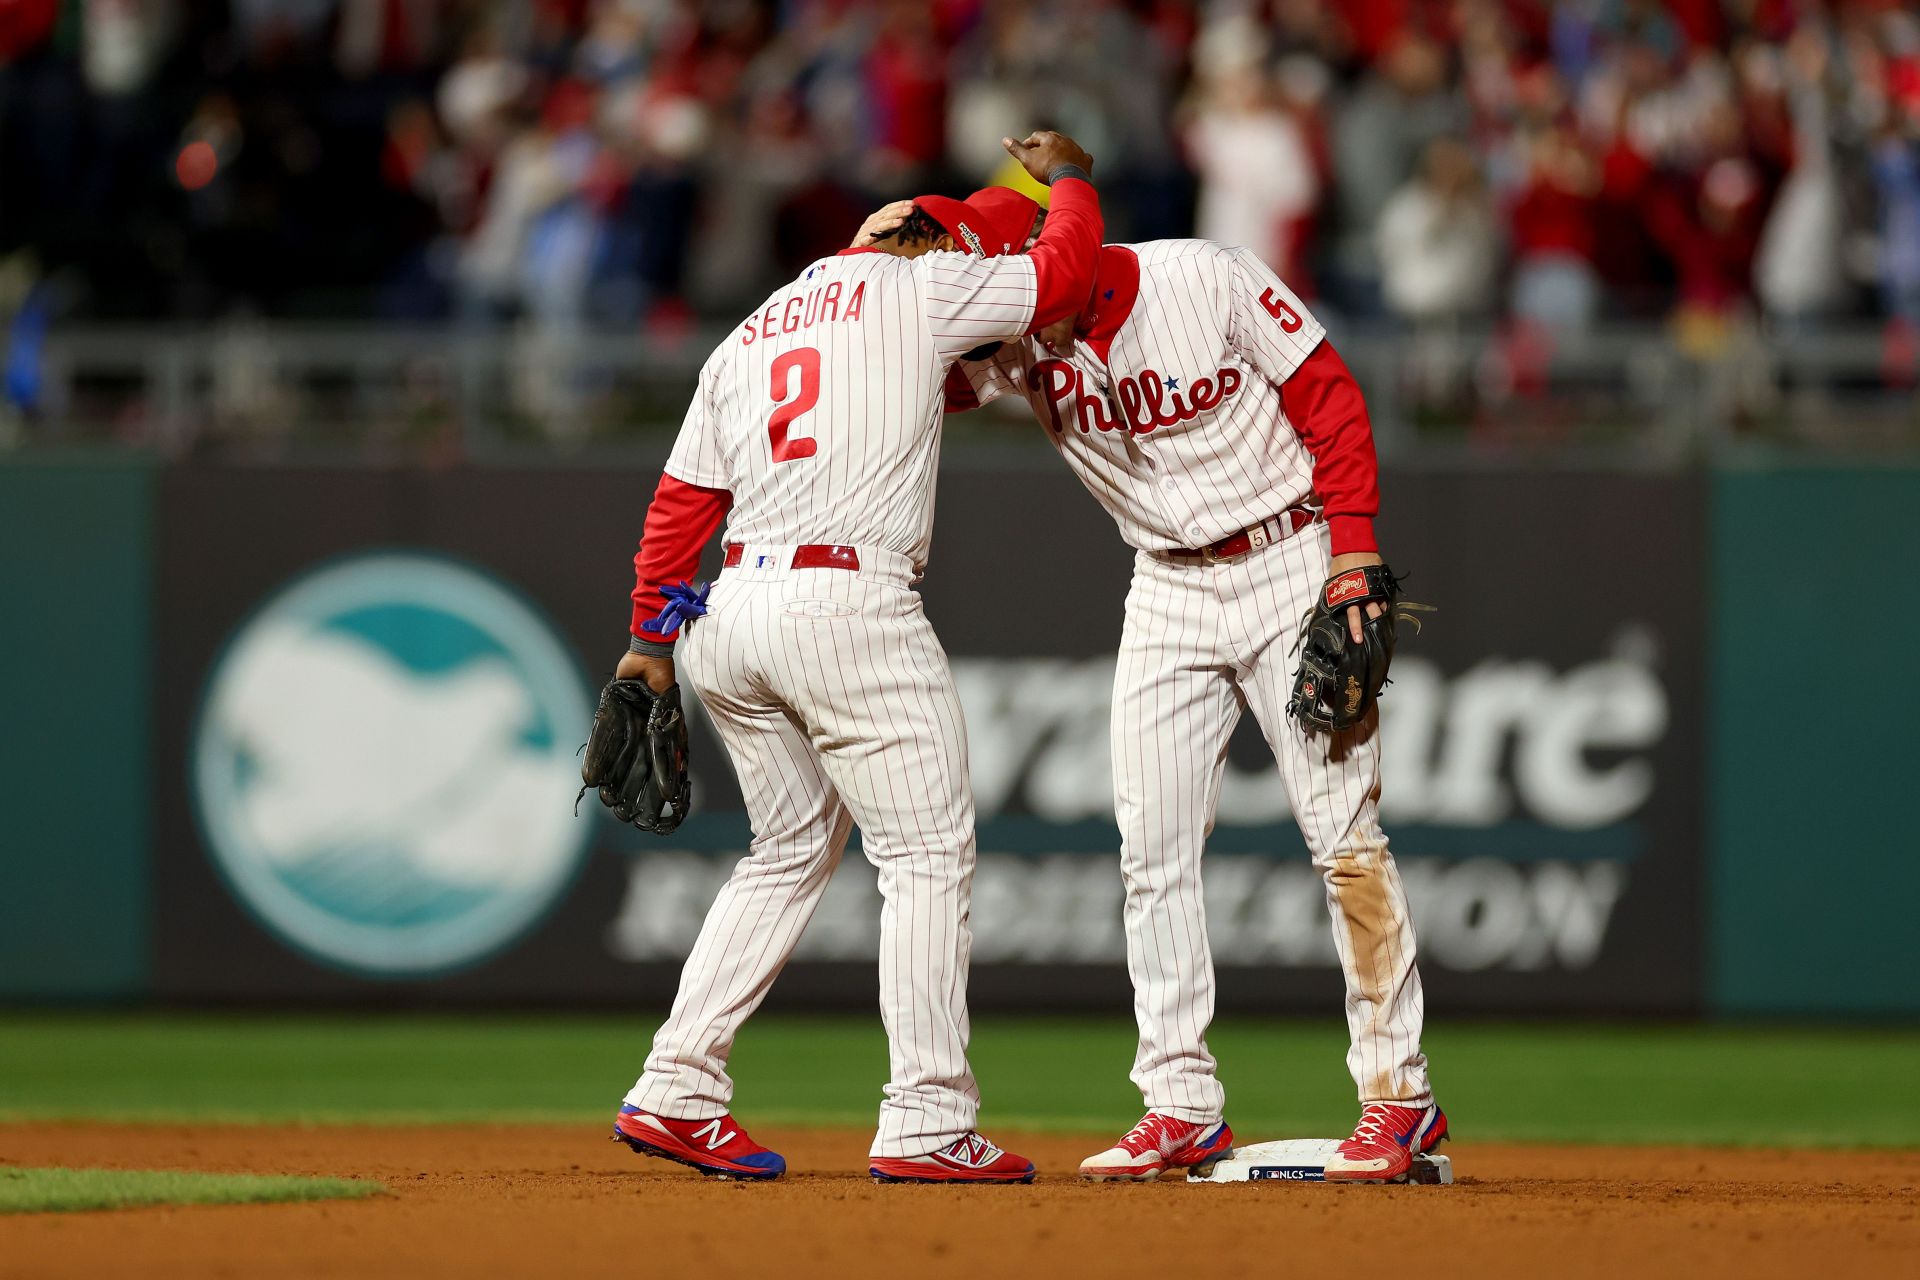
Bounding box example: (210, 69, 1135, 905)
(3, 0, 1920, 345)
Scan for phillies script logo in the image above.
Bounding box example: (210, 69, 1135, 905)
(1027, 359, 1243, 437)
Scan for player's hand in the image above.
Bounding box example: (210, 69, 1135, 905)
(851, 199, 915, 248)
(1327, 551, 1386, 645)
(1003, 131, 1094, 184)
(616, 650, 676, 694)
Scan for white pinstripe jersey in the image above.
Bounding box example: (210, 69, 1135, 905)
(664, 248, 1041, 566)
(955, 240, 1326, 553)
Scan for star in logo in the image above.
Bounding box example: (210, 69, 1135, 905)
(1104, 289, 1115, 300)
(1165, 377, 1179, 389)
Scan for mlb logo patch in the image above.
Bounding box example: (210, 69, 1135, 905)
(755, 554, 774, 568)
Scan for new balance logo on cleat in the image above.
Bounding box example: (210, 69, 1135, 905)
(692, 1118, 737, 1151)
(612, 1105, 786, 1181)
(939, 1135, 1003, 1168)
(869, 1132, 1036, 1184)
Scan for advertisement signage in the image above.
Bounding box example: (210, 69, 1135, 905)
(152, 465, 1704, 1012)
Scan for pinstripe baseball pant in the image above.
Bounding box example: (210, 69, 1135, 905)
(625, 546, 979, 1159)
(1113, 519, 1432, 1122)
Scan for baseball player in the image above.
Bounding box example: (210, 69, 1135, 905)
(604, 133, 1103, 1183)
(852, 196, 1447, 1183)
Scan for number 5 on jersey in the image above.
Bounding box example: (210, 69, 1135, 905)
(1259, 288, 1304, 333)
(768, 347, 820, 462)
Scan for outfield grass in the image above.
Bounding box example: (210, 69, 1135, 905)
(1, 1014, 1915, 1148)
(0, 1167, 382, 1214)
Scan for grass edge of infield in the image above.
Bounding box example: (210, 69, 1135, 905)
(2, 1112, 1916, 1153)
(0, 1167, 387, 1215)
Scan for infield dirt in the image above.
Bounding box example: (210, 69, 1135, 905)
(1, 1123, 1914, 1279)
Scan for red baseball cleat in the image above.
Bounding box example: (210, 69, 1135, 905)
(613, 1104, 787, 1180)
(869, 1133, 1036, 1183)
(1079, 1112, 1235, 1181)
(1323, 1102, 1449, 1183)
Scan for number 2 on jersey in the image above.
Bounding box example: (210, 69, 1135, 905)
(768, 347, 821, 462)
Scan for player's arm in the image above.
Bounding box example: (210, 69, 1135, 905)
(1225, 247, 1384, 641)
(923, 133, 1102, 358)
(1285, 347, 1386, 643)
(943, 341, 1034, 414)
(617, 366, 732, 689)
(1012, 133, 1102, 331)
(625, 474, 731, 647)
(1278, 342, 1379, 564)
(584, 367, 726, 837)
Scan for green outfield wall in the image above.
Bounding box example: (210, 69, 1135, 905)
(1707, 466, 1920, 1016)
(0, 458, 156, 999)
(0, 455, 1913, 1017)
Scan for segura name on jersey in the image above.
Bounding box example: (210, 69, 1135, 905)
(740, 275, 868, 346)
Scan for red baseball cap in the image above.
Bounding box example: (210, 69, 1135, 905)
(967, 187, 1045, 253)
(912, 194, 1003, 258)
(911, 187, 1043, 259)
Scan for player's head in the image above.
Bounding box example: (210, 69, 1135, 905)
(871, 193, 1023, 261)
(869, 205, 959, 258)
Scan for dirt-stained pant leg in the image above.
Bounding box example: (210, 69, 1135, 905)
(627, 575, 856, 1119)
(1110, 551, 1239, 1125)
(1230, 523, 1433, 1106)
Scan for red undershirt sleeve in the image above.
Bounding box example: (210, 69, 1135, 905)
(630, 473, 732, 642)
(1025, 176, 1102, 332)
(1278, 340, 1380, 556)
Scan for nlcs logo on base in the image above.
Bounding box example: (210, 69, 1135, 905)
(192, 552, 594, 977)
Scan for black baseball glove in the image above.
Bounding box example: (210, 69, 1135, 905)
(1287, 564, 1431, 734)
(579, 678, 692, 833)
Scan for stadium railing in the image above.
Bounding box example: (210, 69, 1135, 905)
(3, 321, 1915, 460)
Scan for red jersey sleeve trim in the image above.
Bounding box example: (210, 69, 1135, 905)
(1278, 340, 1380, 557)
(1325, 514, 1377, 557)
(1026, 177, 1103, 331)
(630, 474, 732, 642)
